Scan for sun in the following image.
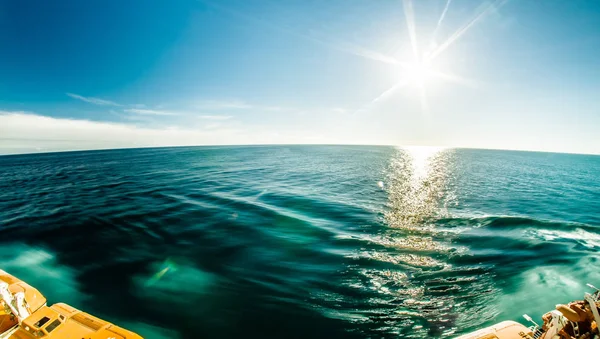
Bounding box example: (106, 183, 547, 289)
(401, 61, 433, 86)
(355, 0, 492, 114)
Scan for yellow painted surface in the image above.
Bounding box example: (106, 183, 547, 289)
(0, 270, 143, 339)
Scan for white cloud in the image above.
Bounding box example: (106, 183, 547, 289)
(66, 93, 121, 106)
(331, 107, 347, 114)
(203, 123, 223, 130)
(0, 111, 343, 155)
(4, 109, 594, 156)
(194, 100, 252, 110)
(199, 115, 233, 120)
(124, 108, 180, 116)
(0, 112, 240, 154)
(0, 109, 390, 155)
(124, 109, 234, 119)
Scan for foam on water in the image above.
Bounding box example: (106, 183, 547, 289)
(529, 228, 600, 248)
(0, 243, 177, 338)
(0, 243, 82, 304)
(496, 255, 600, 321)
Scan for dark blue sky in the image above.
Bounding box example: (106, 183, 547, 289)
(1, 0, 600, 154)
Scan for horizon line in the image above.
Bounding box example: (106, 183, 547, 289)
(1, 143, 599, 157)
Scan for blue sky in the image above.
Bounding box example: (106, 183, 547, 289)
(1, 0, 599, 154)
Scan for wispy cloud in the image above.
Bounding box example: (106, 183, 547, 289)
(66, 93, 121, 106)
(0, 111, 352, 155)
(125, 107, 236, 120)
(199, 115, 233, 120)
(3, 110, 595, 155)
(124, 108, 180, 116)
(331, 108, 347, 114)
(194, 100, 252, 110)
(0, 111, 244, 154)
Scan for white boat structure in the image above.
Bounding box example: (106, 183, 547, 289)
(457, 284, 600, 339)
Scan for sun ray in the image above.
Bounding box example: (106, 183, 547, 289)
(371, 79, 410, 105)
(418, 84, 430, 117)
(429, 70, 480, 88)
(357, 0, 492, 116)
(402, 0, 420, 60)
(430, 0, 452, 49)
(201, 0, 400, 65)
(354, 79, 410, 114)
(428, 0, 507, 61)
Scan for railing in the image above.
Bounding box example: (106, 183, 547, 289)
(523, 283, 600, 339)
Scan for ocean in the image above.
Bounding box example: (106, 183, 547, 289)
(0, 145, 599, 338)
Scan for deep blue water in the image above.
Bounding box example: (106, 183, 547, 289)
(0, 146, 599, 338)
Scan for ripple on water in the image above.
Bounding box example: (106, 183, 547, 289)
(0, 146, 599, 338)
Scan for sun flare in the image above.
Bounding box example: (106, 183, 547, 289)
(401, 61, 433, 86)
(358, 0, 496, 114)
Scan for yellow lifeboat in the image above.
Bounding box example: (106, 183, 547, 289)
(0, 270, 142, 339)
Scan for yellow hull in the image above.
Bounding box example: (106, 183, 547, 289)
(455, 321, 533, 339)
(0, 270, 142, 339)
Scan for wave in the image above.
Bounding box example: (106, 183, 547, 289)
(436, 215, 596, 231)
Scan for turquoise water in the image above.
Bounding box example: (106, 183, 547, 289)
(0, 146, 599, 338)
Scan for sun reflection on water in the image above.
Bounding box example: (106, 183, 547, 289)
(385, 146, 454, 229)
(343, 146, 472, 336)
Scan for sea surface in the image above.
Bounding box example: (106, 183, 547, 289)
(0, 145, 599, 338)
